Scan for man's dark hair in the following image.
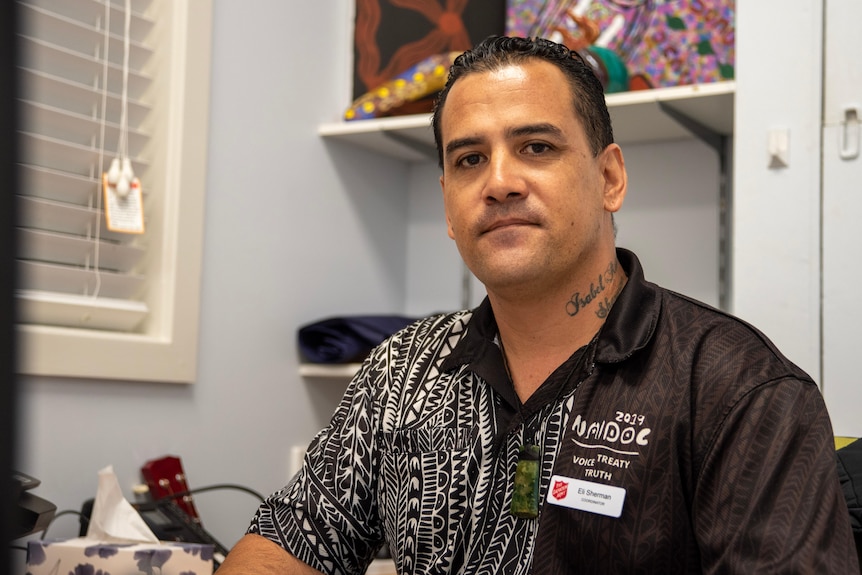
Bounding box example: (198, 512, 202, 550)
(431, 35, 614, 168)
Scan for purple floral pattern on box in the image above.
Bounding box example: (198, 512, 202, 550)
(506, 0, 734, 89)
(26, 540, 213, 575)
(84, 544, 131, 559)
(134, 548, 173, 574)
(69, 566, 109, 575)
(177, 543, 214, 562)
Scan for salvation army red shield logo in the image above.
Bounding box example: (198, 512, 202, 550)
(551, 479, 568, 500)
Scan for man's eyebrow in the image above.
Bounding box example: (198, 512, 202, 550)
(507, 122, 564, 139)
(445, 136, 483, 159)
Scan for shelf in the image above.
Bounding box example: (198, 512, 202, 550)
(299, 363, 361, 379)
(319, 114, 437, 162)
(605, 81, 734, 145)
(367, 558, 397, 575)
(318, 81, 735, 162)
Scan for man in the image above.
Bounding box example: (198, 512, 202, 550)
(219, 36, 858, 574)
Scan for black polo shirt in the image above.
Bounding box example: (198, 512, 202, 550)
(250, 248, 859, 574)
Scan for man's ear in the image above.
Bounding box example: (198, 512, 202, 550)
(600, 143, 627, 213)
(440, 174, 456, 240)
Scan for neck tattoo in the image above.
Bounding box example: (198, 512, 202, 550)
(566, 260, 627, 319)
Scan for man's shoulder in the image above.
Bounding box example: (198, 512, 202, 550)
(360, 308, 484, 427)
(367, 308, 476, 369)
(657, 287, 813, 385)
(388, 308, 474, 346)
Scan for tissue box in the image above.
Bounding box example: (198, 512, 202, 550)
(26, 537, 214, 575)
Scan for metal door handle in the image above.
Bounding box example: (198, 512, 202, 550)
(840, 106, 860, 160)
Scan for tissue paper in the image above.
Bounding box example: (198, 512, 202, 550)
(87, 465, 159, 544)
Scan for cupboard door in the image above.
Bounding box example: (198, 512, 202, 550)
(822, 0, 862, 437)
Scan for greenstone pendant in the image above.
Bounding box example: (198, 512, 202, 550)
(511, 444, 541, 518)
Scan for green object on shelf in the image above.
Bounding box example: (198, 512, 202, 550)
(589, 46, 629, 94)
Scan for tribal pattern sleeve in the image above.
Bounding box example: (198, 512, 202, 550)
(249, 339, 388, 575)
(249, 309, 561, 575)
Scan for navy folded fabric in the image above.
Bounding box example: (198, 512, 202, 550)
(298, 315, 418, 364)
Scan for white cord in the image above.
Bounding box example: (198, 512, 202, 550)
(118, 0, 131, 161)
(92, 0, 114, 299)
(108, 0, 134, 199)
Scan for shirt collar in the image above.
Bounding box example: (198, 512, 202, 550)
(440, 296, 519, 408)
(595, 248, 661, 363)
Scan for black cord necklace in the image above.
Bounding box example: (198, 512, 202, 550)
(500, 332, 599, 519)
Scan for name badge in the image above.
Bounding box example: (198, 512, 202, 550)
(546, 474, 626, 518)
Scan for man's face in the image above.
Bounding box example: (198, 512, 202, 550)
(438, 60, 625, 297)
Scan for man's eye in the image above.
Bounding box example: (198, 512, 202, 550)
(458, 153, 483, 167)
(525, 142, 551, 155)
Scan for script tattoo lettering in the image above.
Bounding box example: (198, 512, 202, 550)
(596, 296, 614, 319)
(566, 261, 619, 318)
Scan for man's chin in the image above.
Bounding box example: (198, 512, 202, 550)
(472, 261, 546, 293)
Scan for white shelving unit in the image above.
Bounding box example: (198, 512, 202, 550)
(319, 81, 735, 161)
(299, 362, 362, 379)
(367, 558, 397, 575)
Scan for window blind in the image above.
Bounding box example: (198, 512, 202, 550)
(17, 0, 155, 332)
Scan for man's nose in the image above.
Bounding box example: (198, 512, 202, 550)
(483, 152, 527, 204)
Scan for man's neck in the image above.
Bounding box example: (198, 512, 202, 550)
(490, 257, 627, 402)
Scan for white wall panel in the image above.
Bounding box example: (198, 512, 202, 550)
(732, 0, 823, 379)
(822, 0, 862, 437)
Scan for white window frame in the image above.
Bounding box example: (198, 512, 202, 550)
(17, 0, 212, 383)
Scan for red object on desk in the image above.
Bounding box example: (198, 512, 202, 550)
(140, 455, 201, 524)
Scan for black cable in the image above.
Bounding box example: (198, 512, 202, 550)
(151, 483, 266, 506)
(40, 509, 87, 540)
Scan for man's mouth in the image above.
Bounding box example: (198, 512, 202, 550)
(483, 218, 536, 234)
